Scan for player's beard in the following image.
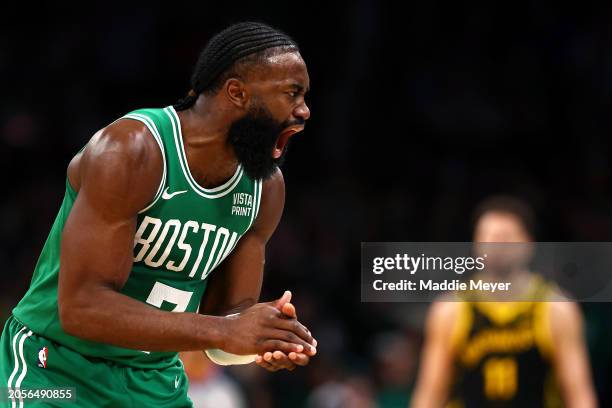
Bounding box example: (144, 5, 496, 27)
(227, 102, 298, 180)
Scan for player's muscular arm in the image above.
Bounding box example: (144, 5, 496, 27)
(548, 302, 597, 408)
(200, 169, 286, 316)
(200, 169, 316, 369)
(59, 120, 222, 351)
(59, 122, 310, 355)
(411, 302, 458, 408)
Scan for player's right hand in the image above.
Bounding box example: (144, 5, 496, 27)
(219, 291, 317, 356)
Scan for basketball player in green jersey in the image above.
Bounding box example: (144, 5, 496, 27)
(411, 197, 597, 408)
(0, 22, 317, 407)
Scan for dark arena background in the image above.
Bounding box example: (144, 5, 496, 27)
(2, 2, 612, 407)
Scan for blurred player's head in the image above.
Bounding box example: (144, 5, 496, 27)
(472, 195, 536, 242)
(175, 22, 310, 180)
(472, 196, 536, 274)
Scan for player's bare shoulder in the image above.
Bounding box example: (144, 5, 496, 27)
(249, 168, 286, 240)
(548, 298, 584, 334)
(428, 299, 461, 327)
(425, 298, 464, 346)
(67, 118, 163, 216)
(262, 167, 285, 199)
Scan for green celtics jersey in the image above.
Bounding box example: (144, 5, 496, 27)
(12, 106, 262, 369)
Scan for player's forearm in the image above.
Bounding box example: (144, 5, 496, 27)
(410, 388, 447, 408)
(566, 393, 597, 408)
(59, 287, 225, 351)
(562, 382, 598, 408)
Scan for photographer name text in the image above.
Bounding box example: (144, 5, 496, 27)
(372, 279, 511, 292)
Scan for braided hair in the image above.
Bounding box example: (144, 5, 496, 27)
(174, 22, 299, 111)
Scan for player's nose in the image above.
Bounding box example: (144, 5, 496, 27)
(294, 101, 310, 122)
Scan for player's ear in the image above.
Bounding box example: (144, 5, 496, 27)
(225, 78, 249, 109)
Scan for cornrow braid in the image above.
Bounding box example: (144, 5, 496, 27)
(174, 22, 298, 111)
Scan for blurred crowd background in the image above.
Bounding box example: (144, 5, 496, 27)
(2, 2, 612, 407)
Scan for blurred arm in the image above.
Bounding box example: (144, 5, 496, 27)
(410, 302, 458, 408)
(549, 302, 597, 408)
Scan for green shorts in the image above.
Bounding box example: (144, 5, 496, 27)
(0, 315, 192, 407)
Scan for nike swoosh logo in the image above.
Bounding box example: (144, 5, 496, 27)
(175, 376, 180, 389)
(162, 187, 188, 200)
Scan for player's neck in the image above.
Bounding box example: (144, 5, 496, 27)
(175, 100, 239, 189)
(181, 95, 232, 144)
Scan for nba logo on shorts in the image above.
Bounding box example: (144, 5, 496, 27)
(37, 347, 48, 368)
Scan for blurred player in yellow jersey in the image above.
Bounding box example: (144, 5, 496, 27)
(411, 196, 597, 408)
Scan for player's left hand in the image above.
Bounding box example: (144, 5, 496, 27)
(255, 346, 315, 371)
(255, 297, 317, 372)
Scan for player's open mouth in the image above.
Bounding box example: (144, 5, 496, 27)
(273, 125, 304, 159)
